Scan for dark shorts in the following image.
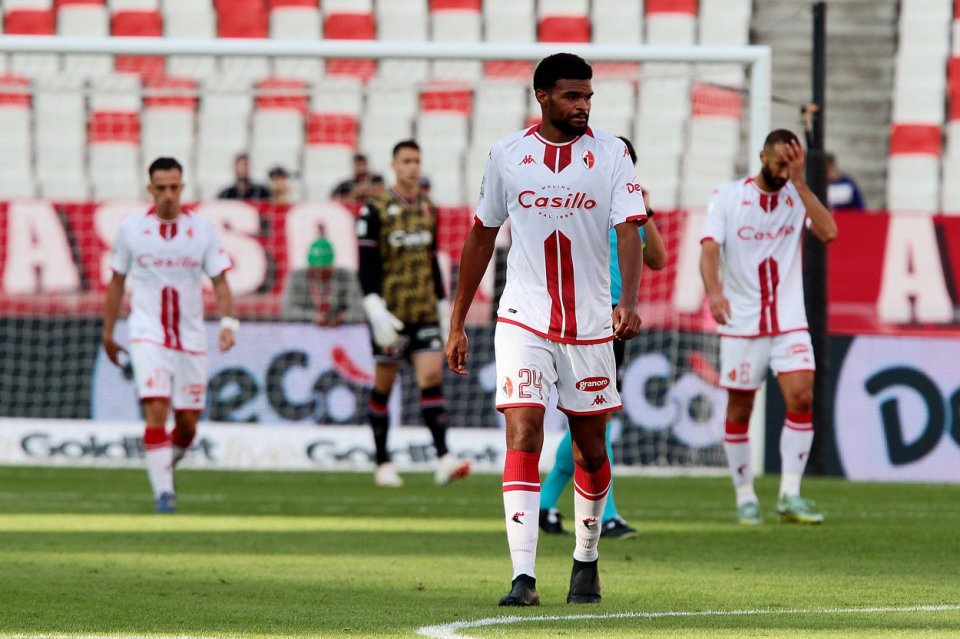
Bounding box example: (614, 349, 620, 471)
(372, 322, 444, 363)
(612, 304, 626, 391)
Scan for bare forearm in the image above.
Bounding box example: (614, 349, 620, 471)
(451, 225, 498, 329)
(699, 244, 723, 295)
(616, 224, 643, 308)
(794, 180, 838, 243)
(642, 220, 668, 270)
(102, 278, 124, 339)
(212, 276, 234, 318)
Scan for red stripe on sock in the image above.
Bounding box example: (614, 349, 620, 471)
(725, 435, 749, 443)
(725, 419, 749, 436)
(143, 426, 170, 450)
(368, 399, 389, 416)
(786, 411, 812, 424)
(573, 459, 611, 500)
(502, 449, 540, 492)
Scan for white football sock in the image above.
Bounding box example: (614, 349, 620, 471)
(780, 412, 814, 498)
(572, 461, 610, 563)
(144, 426, 174, 499)
(724, 419, 757, 506)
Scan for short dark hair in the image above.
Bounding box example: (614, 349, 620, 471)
(533, 53, 592, 92)
(371, 174, 385, 184)
(392, 139, 420, 158)
(353, 153, 367, 163)
(763, 129, 800, 149)
(617, 136, 637, 165)
(148, 157, 183, 177)
(234, 152, 248, 162)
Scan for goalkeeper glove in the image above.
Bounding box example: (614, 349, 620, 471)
(436, 298, 451, 342)
(362, 294, 405, 350)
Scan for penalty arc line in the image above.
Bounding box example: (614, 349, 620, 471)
(416, 604, 960, 639)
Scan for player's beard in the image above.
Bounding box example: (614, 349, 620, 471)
(551, 113, 589, 137)
(761, 165, 787, 191)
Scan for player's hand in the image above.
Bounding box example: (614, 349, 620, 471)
(363, 294, 405, 350)
(707, 291, 732, 325)
(218, 328, 236, 352)
(611, 304, 642, 341)
(445, 327, 470, 375)
(102, 336, 127, 367)
(782, 139, 807, 185)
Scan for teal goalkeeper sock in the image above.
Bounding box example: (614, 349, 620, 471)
(602, 424, 621, 523)
(540, 429, 574, 510)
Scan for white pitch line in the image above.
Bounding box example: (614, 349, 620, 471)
(416, 604, 960, 639)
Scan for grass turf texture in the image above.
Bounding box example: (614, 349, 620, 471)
(0, 466, 957, 638)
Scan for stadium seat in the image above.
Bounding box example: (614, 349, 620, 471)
(887, 124, 942, 214)
(375, 0, 429, 81)
(5, 7, 59, 77)
(249, 77, 307, 181)
(430, 5, 483, 81)
(588, 79, 635, 136)
(303, 113, 357, 200)
(942, 154, 960, 214)
(163, 0, 217, 78)
(33, 74, 87, 198)
(698, 0, 750, 45)
(636, 153, 681, 209)
(269, 1, 323, 81)
(58, 1, 113, 77)
(471, 80, 527, 149)
(215, 0, 271, 81)
(538, 16, 590, 43)
(310, 76, 363, 117)
(88, 73, 142, 199)
(481, 0, 534, 78)
(591, 0, 641, 44)
(324, 12, 378, 81)
(195, 75, 253, 199)
(0, 75, 37, 198)
(645, 0, 697, 45)
(142, 75, 197, 200)
(111, 9, 165, 77)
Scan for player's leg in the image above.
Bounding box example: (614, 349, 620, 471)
(771, 332, 821, 523)
(411, 346, 470, 485)
(558, 339, 620, 604)
(719, 336, 768, 524)
(539, 429, 573, 534)
(170, 350, 206, 467)
(369, 361, 401, 486)
(130, 342, 176, 512)
(495, 323, 555, 607)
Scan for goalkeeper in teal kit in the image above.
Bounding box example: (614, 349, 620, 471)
(539, 137, 667, 538)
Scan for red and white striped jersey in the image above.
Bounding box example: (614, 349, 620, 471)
(475, 125, 647, 344)
(701, 177, 808, 337)
(110, 208, 232, 353)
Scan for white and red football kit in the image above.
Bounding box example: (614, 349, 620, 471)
(110, 208, 232, 407)
(477, 125, 646, 413)
(701, 178, 815, 389)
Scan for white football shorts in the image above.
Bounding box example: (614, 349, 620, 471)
(494, 321, 621, 416)
(129, 341, 207, 411)
(719, 330, 815, 391)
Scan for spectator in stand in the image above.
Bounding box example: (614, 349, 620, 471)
(281, 237, 365, 326)
(418, 176, 431, 199)
(218, 153, 271, 201)
(268, 166, 293, 205)
(331, 153, 373, 201)
(370, 174, 386, 199)
(826, 153, 865, 211)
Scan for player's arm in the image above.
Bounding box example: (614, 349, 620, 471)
(446, 222, 499, 375)
(102, 271, 127, 366)
(700, 239, 730, 325)
(613, 222, 643, 341)
(429, 210, 451, 337)
(639, 188, 667, 270)
(783, 139, 838, 243)
(211, 273, 236, 352)
(356, 203, 404, 348)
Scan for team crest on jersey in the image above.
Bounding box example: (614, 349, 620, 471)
(581, 150, 595, 169)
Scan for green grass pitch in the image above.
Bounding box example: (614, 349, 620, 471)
(0, 466, 958, 638)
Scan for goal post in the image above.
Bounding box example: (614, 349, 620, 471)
(0, 36, 772, 475)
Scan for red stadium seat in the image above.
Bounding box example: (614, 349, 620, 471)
(949, 57, 960, 121)
(691, 83, 743, 119)
(143, 75, 197, 109)
(217, 0, 268, 38)
(324, 13, 377, 81)
(56, 0, 106, 5)
(483, 61, 534, 80)
(5, 9, 56, 34)
(645, 0, 697, 13)
(537, 15, 590, 43)
(430, 0, 480, 8)
(112, 10, 164, 77)
(889, 124, 942, 156)
(87, 111, 140, 144)
(306, 113, 358, 147)
(269, 0, 318, 6)
(0, 75, 32, 106)
(255, 77, 308, 112)
(420, 85, 472, 114)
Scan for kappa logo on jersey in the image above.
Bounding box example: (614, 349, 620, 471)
(519, 154, 536, 165)
(576, 377, 610, 392)
(501, 377, 514, 398)
(517, 190, 597, 210)
(581, 150, 595, 169)
(512, 512, 524, 524)
(592, 395, 607, 406)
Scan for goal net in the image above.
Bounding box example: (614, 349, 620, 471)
(0, 37, 770, 472)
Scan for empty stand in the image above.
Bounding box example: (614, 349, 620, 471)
(0, 75, 36, 198)
(249, 77, 307, 183)
(195, 75, 253, 199)
(111, 8, 164, 77)
(591, 0, 641, 45)
(376, 0, 429, 81)
(88, 73, 142, 199)
(142, 75, 197, 200)
(269, 0, 323, 81)
(430, 2, 483, 81)
(163, 0, 217, 79)
(324, 10, 377, 81)
(481, 0, 534, 79)
(58, 0, 113, 77)
(33, 74, 88, 198)
(5, 2, 59, 77)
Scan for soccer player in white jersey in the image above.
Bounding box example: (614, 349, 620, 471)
(445, 53, 646, 606)
(102, 157, 237, 513)
(699, 129, 837, 526)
